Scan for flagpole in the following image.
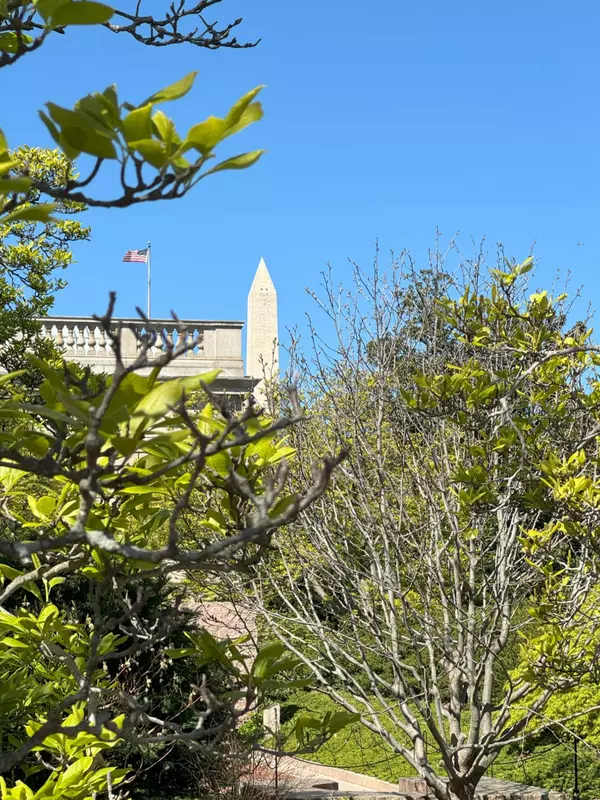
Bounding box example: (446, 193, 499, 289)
(147, 241, 151, 319)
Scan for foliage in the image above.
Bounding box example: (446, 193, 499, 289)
(0, 147, 89, 379)
(1, 73, 264, 220)
(0, 312, 344, 796)
(0, 2, 340, 796)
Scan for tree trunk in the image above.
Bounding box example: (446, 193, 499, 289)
(447, 778, 478, 800)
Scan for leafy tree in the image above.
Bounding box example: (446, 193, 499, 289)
(256, 247, 600, 800)
(0, 147, 89, 377)
(0, 308, 344, 796)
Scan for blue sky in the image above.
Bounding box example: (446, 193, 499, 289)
(3, 0, 599, 341)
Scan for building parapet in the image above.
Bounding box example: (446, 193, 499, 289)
(36, 316, 246, 380)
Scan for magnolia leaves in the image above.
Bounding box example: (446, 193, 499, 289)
(2, 75, 265, 226)
(33, 0, 114, 28)
(38, 75, 265, 176)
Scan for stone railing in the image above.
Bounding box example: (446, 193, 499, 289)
(37, 317, 246, 379)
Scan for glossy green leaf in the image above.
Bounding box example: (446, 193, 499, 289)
(202, 150, 265, 177)
(0, 636, 30, 649)
(103, 84, 118, 107)
(223, 102, 264, 140)
(0, 32, 33, 53)
(1, 204, 56, 224)
(50, 1, 114, 27)
(35, 0, 66, 21)
(179, 369, 221, 391)
(0, 177, 32, 193)
(61, 126, 117, 159)
(152, 110, 179, 146)
(0, 370, 26, 386)
(130, 139, 169, 168)
(224, 85, 265, 128)
(123, 104, 153, 143)
(184, 116, 227, 155)
(252, 641, 286, 679)
(327, 710, 361, 733)
(134, 378, 185, 418)
(36, 497, 56, 518)
(144, 71, 198, 105)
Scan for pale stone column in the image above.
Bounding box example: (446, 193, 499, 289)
(246, 258, 278, 402)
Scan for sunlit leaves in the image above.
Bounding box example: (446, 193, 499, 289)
(48, 1, 114, 27)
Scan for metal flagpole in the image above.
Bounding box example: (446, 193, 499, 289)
(147, 241, 151, 318)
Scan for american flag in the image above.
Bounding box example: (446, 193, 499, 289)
(122, 248, 149, 263)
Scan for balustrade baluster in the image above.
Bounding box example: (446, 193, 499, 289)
(179, 326, 188, 356)
(166, 328, 174, 351)
(88, 327, 96, 352)
(76, 327, 85, 353)
(65, 325, 75, 354)
(55, 326, 64, 349)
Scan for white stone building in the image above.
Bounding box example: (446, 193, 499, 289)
(35, 259, 278, 402)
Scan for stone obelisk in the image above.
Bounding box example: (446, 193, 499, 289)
(246, 257, 278, 402)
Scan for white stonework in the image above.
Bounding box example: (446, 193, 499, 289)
(246, 258, 279, 399)
(17, 260, 280, 399)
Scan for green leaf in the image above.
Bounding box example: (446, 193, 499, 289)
(0, 564, 22, 579)
(35, 0, 66, 22)
(134, 378, 185, 418)
(224, 102, 264, 140)
(50, 2, 114, 27)
(0, 370, 26, 386)
(38, 110, 65, 151)
(327, 710, 360, 733)
(252, 641, 286, 679)
(123, 104, 153, 144)
(57, 756, 94, 788)
(144, 72, 198, 105)
(103, 84, 118, 107)
(10, 403, 78, 426)
(0, 636, 29, 649)
(179, 369, 221, 391)
(36, 497, 56, 518)
(225, 86, 265, 128)
(130, 139, 169, 168)
(295, 714, 322, 732)
(151, 110, 178, 145)
(38, 604, 59, 625)
(0, 31, 33, 52)
(165, 647, 196, 659)
(1, 204, 56, 224)
(111, 436, 138, 457)
(203, 150, 265, 177)
(61, 125, 117, 159)
(0, 177, 32, 193)
(25, 355, 67, 390)
(184, 117, 227, 155)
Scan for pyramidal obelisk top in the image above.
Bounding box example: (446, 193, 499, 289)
(246, 257, 278, 393)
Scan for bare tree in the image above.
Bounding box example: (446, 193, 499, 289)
(254, 243, 600, 800)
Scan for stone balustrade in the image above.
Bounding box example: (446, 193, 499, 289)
(37, 316, 247, 381)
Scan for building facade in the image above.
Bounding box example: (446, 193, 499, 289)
(36, 259, 279, 401)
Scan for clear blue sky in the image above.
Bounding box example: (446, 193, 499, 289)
(3, 0, 599, 337)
